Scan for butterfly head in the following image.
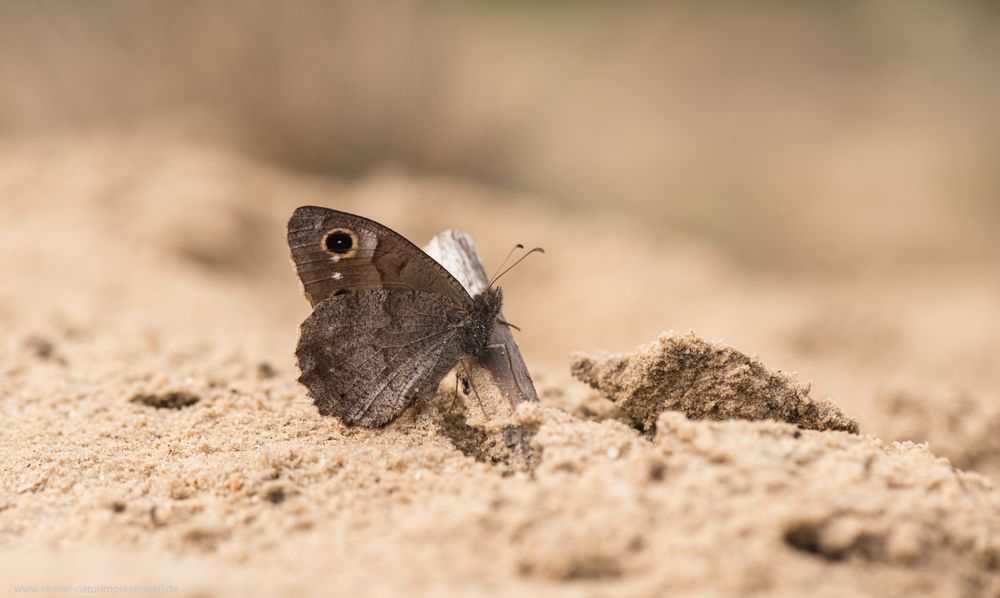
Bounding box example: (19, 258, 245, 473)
(476, 286, 503, 319)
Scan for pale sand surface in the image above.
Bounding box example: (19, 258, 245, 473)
(1, 136, 999, 596)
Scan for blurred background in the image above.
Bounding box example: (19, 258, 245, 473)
(2, 0, 998, 270)
(1, 0, 999, 470)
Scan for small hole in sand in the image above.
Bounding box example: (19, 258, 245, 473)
(257, 361, 276, 379)
(647, 460, 667, 482)
(130, 391, 200, 410)
(24, 335, 54, 359)
(265, 486, 286, 504)
(783, 521, 886, 562)
(628, 536, 646, 552)
(784, 522, 827, 559)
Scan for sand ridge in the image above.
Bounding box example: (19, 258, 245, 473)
(571, 332, 859, 435)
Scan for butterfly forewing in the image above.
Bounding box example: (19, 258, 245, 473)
(287, 206, 471, 306)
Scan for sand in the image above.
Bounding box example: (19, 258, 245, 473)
(571, 332, 858, 435)
(1, 136, 999, 597)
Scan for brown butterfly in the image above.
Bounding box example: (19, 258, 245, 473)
(287, 207, 506, 427)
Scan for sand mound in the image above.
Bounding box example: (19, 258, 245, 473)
(571, 332, 859, 435)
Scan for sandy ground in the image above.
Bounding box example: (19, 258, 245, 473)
(1, 135, 999, 596)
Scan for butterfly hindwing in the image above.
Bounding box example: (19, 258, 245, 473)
(295, 288, 468, 427)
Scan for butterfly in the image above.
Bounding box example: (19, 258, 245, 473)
(288, 206, 512, 427)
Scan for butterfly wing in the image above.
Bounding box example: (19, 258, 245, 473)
(295, 288, 468, 427)
(287, 206, 471, 307)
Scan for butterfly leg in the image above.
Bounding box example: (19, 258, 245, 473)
(448, 369, 462, 415)
(458, 360, 489, 420)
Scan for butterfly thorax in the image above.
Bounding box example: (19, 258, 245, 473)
(459, 287, 503, 357)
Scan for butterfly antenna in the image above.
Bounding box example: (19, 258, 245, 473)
(489, 244, 525, 287)
(491, 247, 545, 287)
